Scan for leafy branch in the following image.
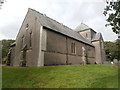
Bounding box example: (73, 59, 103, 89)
(103, 0, 120, 35)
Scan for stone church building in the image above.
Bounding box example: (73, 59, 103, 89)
(8, 8, 106, 67)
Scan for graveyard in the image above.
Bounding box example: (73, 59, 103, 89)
(2, 64, 118, 88)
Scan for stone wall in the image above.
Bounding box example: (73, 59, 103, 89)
(92, 41, 102, 64)
(44, 29, 67, 65)
(79, 29, 91, 41)
(44, 29, 95, 65)
(10, 46, 15, 66)
(13, 9, 42, 66)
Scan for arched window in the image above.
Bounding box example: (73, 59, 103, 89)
(21, 35, 25, 49)
(86, 33, 88, 38)
(26, 24, 29, 30)
(30, 32, 32, 47)
(71, 42, 76, 54)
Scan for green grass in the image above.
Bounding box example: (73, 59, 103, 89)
(2, 64, 118, 88)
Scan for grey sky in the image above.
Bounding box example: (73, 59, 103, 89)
(0, 0, 118, 41)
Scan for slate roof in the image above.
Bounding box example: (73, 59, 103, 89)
(92, 33, 102, 41)
(75, 23, 90, 31)
(75, 23, 96, 33)
(29, 8, 93, 46)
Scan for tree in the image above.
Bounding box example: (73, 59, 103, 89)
(115, 39, 120, 60)
(104, 41, 116, 61)
(1, 39, 15, 64)
(2, 39, 15, 59)
(103, 0, 120, 34)
(104, 39, 120, 61)
(0, 40, 2, 64)
(0, 0, 5, 9)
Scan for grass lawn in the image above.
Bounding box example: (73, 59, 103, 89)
(2, 64, 118, 88)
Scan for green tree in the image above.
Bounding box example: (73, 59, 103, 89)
(0, 0, 5, 9)
(115, 39, 120, 60)
(104, 40, 120, 61)
(103, 0, 120, 34)
(2, 39, 15, 59)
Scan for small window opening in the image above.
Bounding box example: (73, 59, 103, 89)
(21, 36, 24, 48)
(30, 32, 32, 47)
(71, 42, 76, 54)
(86, 33, 88, 38)
(26, 24, 29, 30)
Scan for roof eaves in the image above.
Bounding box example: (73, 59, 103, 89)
(91, 40, 99, 42)
(76, 29, 90, 32)
(10, 42, 16, 47)
(43, 26, 94, 47)
(30, 8, 94, 47)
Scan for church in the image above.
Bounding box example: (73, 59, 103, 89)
(8, 8, 106, 67)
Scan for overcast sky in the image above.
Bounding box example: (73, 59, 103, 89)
(0, 0, 118, 41)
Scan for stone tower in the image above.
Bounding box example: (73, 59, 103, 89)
(75, 23, 106, 64)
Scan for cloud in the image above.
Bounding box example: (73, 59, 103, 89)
(0, 22, 19, 39)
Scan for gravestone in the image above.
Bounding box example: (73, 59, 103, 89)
(113, 59, 119, 66)
(111, 61, 113, 64)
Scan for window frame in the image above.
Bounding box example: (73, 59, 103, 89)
(21, 35, 24, 49)
(29, 32, 32, 48)
(71, 42, 76, 54)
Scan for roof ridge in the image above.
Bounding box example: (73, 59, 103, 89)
(42, 13, 74, 31)
(75, 23, 97, 33)
(75, 23, 90, 31)
(29, 8, 44, 16)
